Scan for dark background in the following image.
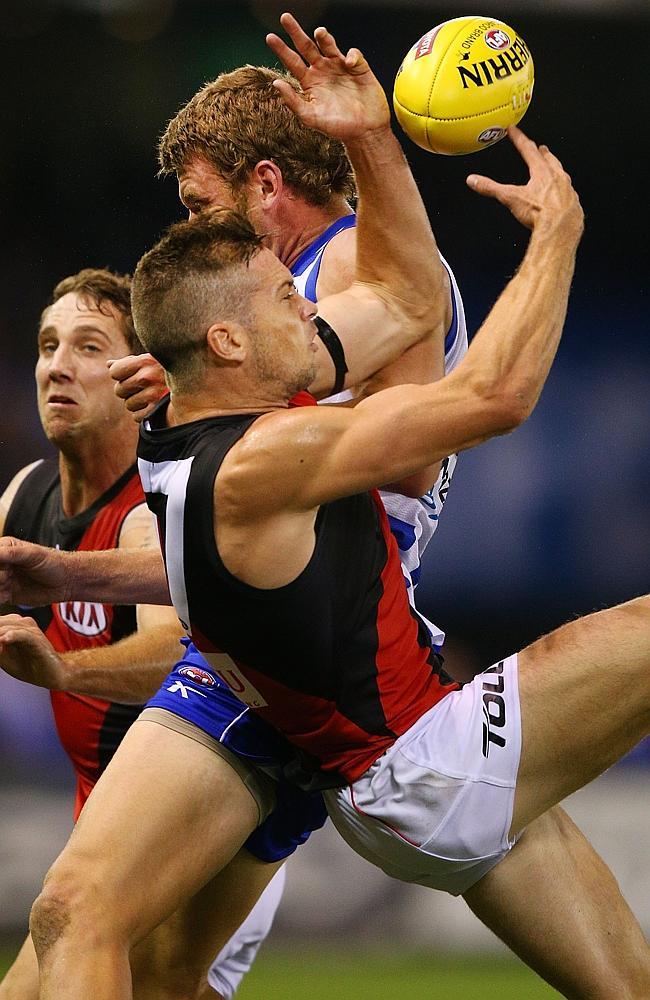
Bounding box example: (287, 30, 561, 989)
(1, 0, 649, 781)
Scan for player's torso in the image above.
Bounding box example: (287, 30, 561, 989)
(4, 460, 145, 814)
(138, 405, 458, 786)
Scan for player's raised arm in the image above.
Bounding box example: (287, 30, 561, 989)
(241, 128, 583, 509)
(267, 14, 447, 397)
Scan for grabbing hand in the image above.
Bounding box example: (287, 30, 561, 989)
(0, 613, 67, 690)
(466, 127, 584, 238)
(266, 12, 390, 141)
(0, 537, 71, 606)
(108, 353, 168, 424)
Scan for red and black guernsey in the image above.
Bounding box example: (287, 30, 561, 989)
(138, 398, 459, 786)
(4, 460, 145, 819)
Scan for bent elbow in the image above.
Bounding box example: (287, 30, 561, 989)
(489, 386, 535, 434)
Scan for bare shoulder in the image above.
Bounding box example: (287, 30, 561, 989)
(217, 406, 353, 512)
(118, 502, 159, 551)
(317, 225, 357, 297)
(0, 461, 44, 535)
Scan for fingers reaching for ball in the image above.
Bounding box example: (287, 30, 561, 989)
(466, 127, 583, 237)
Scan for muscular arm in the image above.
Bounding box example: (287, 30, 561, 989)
(316, 228, 448, 497)
(268, 21, 446, 398)
(58, 505, 181, 702)
(0, 505, 181, 702)
(220, 130, 583, 589)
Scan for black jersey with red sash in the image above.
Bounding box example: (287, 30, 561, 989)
(138, 398, 458, 786)
(4, 460, 145, 818)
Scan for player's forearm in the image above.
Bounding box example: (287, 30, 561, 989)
(59, 622, 182, 703)
(460, 221, 581, 423)
(346, 126, 447, 330)
(62, 548, 171, 605)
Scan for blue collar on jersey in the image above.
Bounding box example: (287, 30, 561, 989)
(291, 214, 357, 276)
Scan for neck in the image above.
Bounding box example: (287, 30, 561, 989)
(57, 425, 138, 517)
(265, 195, 353, 269)
(166, 381, 288, 427)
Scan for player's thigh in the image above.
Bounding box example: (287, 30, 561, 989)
(464, 806, 650, 998)
(512, 595, 650, 832)
(48, 718, 262, 941)
(130, 850, 282, 1000)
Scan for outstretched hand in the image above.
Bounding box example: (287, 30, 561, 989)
(266, 12, 390, 141)
(0, 613, 67, 690)
(466, 126, 584, 236)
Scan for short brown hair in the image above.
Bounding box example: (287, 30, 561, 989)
(131, 209, 263, 387)
(159, 65, 356, 207)
(48, 268, 143, 354)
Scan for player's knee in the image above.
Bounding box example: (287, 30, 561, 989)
(30, 861, 111, 956)
(29, 883, 72, 959)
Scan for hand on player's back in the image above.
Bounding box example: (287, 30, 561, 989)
(266, 12, 390, 141)
(466, 126, 584, 238)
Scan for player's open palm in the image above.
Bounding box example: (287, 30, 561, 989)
(467, 126, 584, 238)
(0, 613, 66, 690)
(266, 12, 390, 141)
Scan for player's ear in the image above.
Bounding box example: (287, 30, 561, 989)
(250, 160, 283, 207)
(206, 322, 247, 364)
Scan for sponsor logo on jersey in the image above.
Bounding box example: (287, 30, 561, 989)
(58, 601, 108, 637)
(178, 665, 216, 687)
(484, 28, 511, 50)
(478, 126, 507, 145)
(481, 661, 507, 757)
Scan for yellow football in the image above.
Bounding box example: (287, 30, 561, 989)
(393, 16, 534, 155)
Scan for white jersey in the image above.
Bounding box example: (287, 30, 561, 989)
(292, 215, 468, 648)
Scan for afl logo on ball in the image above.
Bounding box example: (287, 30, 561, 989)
(58, 601, 108, 637)
(484, 28, 511, 50)
(478, 126, 507, 144)
(178, 665, 216, 688)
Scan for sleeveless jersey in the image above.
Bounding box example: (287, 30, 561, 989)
(138, 401, 459, 785)
(291, 215, 468, 642)
(4, 460, 145, 819)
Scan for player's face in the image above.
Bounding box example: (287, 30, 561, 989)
(178, 156, 260, 225)
(245, 249, 319, 396)
(36, 292, 132, 446)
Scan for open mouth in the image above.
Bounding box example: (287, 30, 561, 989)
(48, 395, 77, 405)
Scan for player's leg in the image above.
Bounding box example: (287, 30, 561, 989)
(29, 717, 267, 1000)
(0, 934, 39, 999)
(129, 853, 283, 1000)
(511, 594, 650, 833)
(200, 865, 287, 1000)
(463, 805, 650, 998)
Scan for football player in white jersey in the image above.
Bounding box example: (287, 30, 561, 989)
(111, 62, 469, 641)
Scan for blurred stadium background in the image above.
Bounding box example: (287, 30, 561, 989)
(1, 0, 648, 995)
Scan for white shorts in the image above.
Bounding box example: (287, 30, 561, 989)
(207, 866, 286, 998)
(324, 655, 521, 896)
